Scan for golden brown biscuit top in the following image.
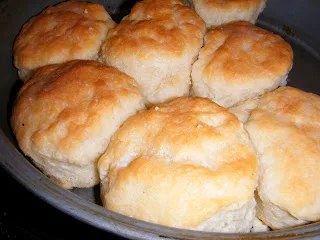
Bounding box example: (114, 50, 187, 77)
(11, 60, 142, 166)
(199, 21, 293, 86)
(14, 1, 115, 71)
(246, 87, 320, 220)
(250, 87, 320, 129)
(102, 0, 205, 60)
(98, 97, 257, 227)
(194, 0, 266, 10)
(42, 1, 110, 21)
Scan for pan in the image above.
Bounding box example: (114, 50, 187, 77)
(1, 0, 320, 239)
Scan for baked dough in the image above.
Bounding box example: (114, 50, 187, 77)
(189, 0, 266, 28)
(100, 0, 205, 105)
(245, 86, 320, 229)
(11, 60, 144, 189)
(14, 1, 115, 81)
(191, 21, 293, 108)
(98, 97, 258, 232)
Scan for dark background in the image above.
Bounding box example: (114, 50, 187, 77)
(0, 167, 125, 240)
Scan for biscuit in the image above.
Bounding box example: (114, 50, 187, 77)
(191, 21, 293, 108)
(14, 1, 115, 81)
(98, 97, 258, 232)
(11, 60, 144, 189)
(189, 0, 266, 28)
(245, 86, 320, 229)
(229, 97, 260, 122)
(100, 0, 205, 105)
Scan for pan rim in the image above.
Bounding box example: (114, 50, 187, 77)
(1, 128, 320, 239)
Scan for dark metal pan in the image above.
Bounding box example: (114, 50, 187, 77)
(1, 0, 320, 239)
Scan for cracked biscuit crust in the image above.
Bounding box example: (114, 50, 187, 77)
(101, 0, 205, 105)
(14, 1, 115, 81)
(11, 60, 144, 189)
(98, 97, 257, 231)
(192, 21, 293, 108)
(246, 87, 320, 229)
